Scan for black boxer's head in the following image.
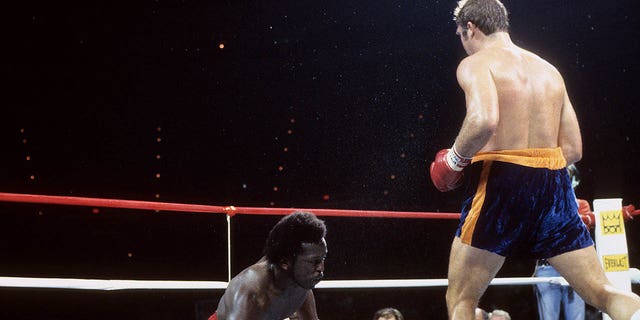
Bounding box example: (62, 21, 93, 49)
(264, 211, 327, 289)
(264, 211, 326, 265)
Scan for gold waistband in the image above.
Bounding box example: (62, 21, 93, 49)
(471, 147, 566, 169)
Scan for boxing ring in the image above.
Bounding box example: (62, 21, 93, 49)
(0, 191, 638, 292)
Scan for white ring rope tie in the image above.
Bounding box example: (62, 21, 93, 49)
(1, 268, 638, 291)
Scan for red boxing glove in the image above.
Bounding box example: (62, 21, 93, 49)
(429, 148, 470, 192)
(577, 199, 595, 229)
(622, 204, 639, 220)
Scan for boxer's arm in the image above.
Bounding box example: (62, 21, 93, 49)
(296, 290, 319, 320)
(452, 57, 499, 157)
(558, 86, 582, 164)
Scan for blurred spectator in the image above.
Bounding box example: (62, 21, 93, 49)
(372, 307, 404, 320)
(489, 309, 511, 320)
(475, 307, 489, 320)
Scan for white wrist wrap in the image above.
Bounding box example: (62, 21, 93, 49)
(445, 147, 471, 172)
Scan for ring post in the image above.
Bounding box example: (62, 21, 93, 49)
(227, 213, 232, 283)
(593, 198, 631, 320)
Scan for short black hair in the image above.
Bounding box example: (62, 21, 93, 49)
(264, 211, 326, 264)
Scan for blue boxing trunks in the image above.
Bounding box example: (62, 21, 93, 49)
(455, 147, 593, 259)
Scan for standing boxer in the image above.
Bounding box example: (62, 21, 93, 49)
(429, 0, 640, 319)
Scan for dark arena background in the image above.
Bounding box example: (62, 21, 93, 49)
(1, 0, 639, 319)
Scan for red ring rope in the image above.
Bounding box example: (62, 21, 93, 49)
(0, 192, 460, 219)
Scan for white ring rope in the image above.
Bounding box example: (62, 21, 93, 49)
(0, 277, 228, 290)
(1, 268, 638, 291)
